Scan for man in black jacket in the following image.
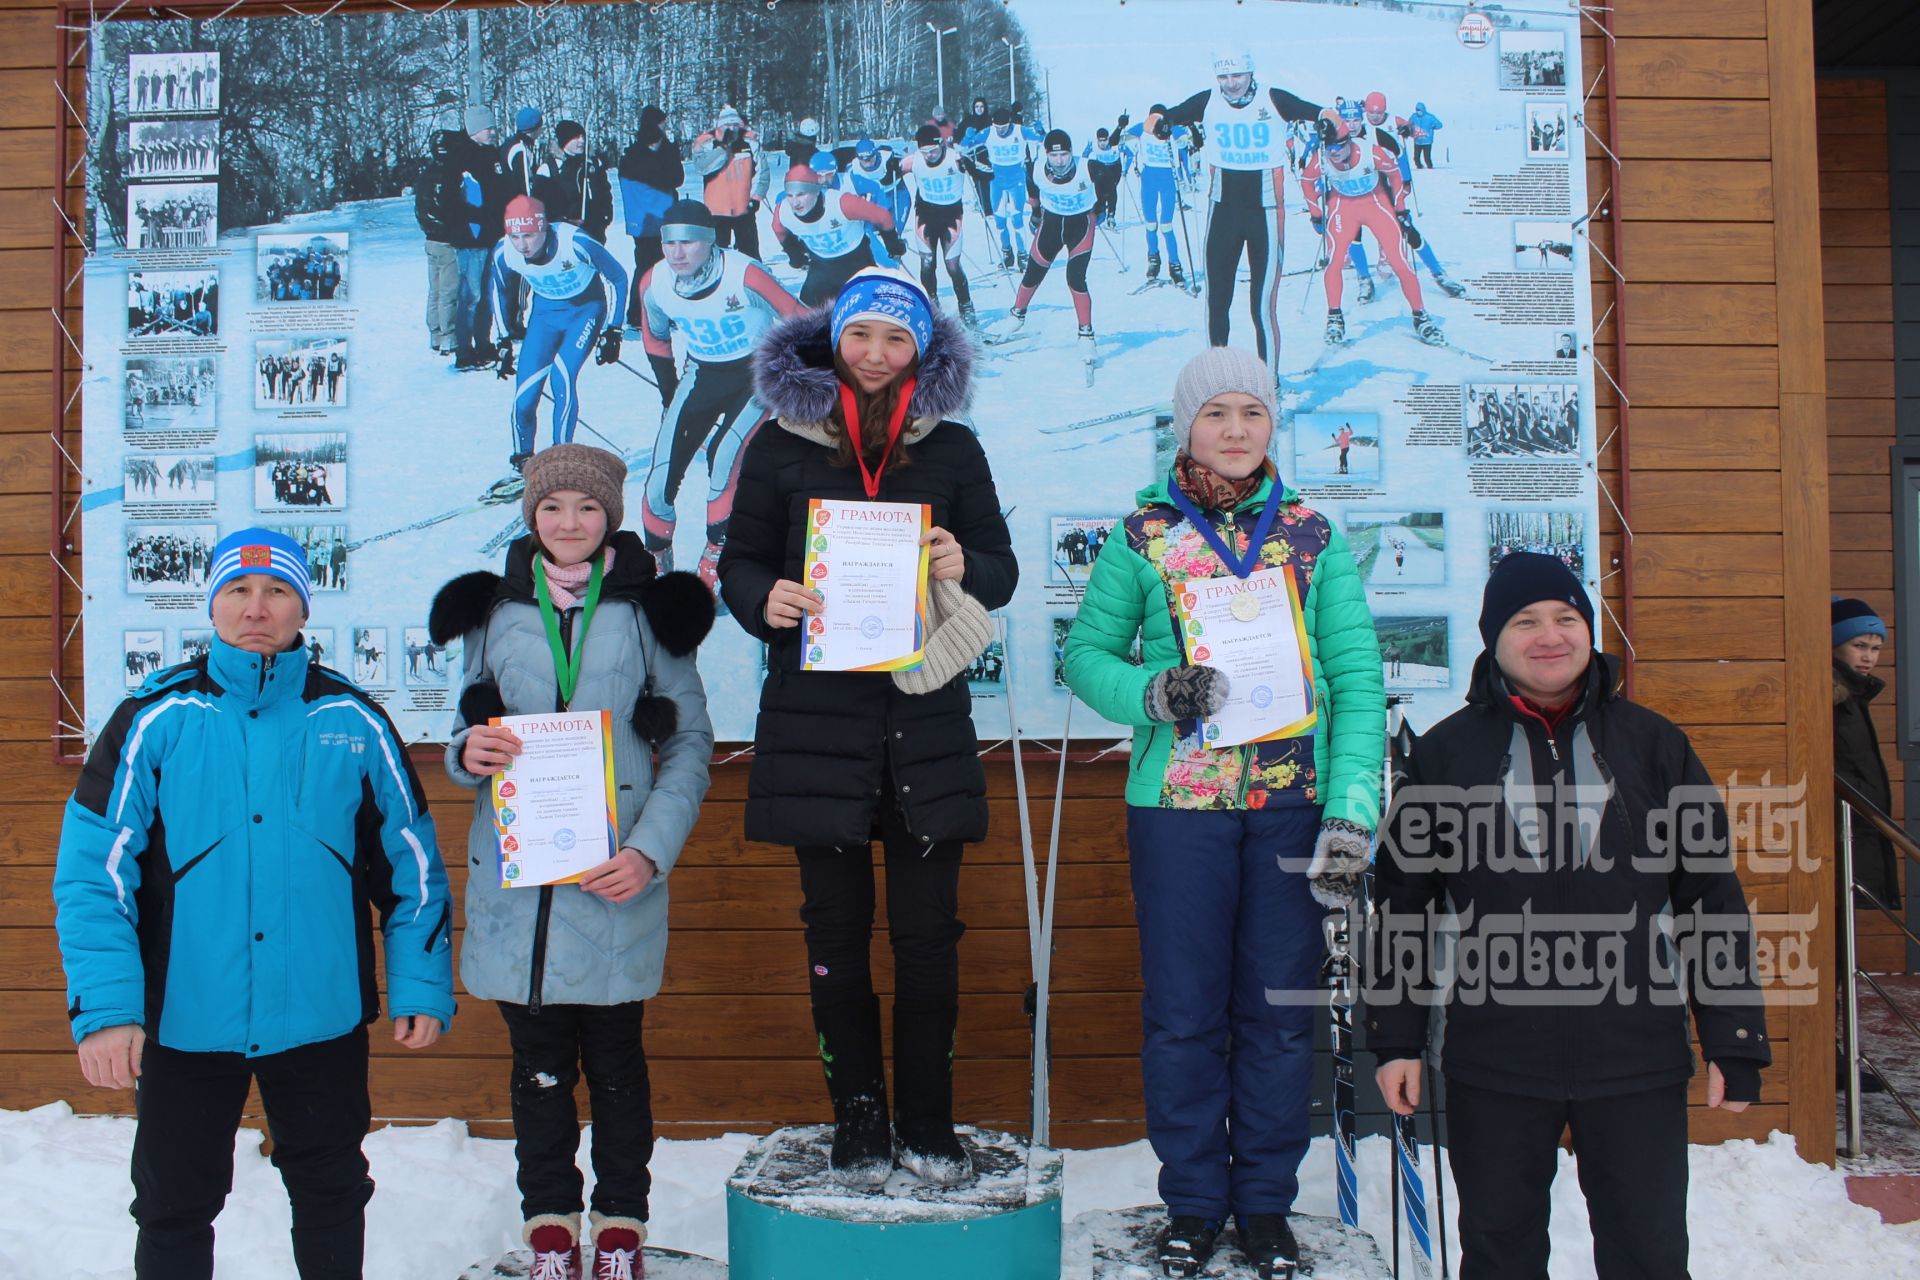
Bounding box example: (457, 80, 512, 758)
(1369, 552, 1771, 1280)
(618, 106, 683, 318)
(415, 129, 464, 355)
(446, 110, 512, 370)
(535, 120, 614, 244)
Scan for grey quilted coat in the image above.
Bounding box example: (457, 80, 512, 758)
(430, 531, 715, 1008)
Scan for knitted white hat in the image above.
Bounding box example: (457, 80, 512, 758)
(1171, 345, 1278, 451)
(893, 577, 994, 695)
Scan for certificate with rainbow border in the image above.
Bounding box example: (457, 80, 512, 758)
(1171, 568, 1318, 749)
(488, 710, 618, 888)
(799, 497, 931, 673)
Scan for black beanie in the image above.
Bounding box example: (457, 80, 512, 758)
(555, 119, 585, 148)
(1479, 551, 1593, 651)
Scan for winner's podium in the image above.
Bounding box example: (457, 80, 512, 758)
(1067, 1206, 1392, 1279)
(725, 1125, 1063, 1279)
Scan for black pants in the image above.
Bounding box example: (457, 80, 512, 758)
(1204, 198, 1281, 360)
(130, 1028, 373, 1280)
(630, 234, 663, 319)
(714, 210, 760, 260)
(796, 809, 965, 1011)
(1446, 1078, 1690, 1280)
(497, 1000, 654, 1221)
(1414, 143, 1433, 169)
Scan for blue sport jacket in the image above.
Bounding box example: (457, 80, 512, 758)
(54, 636, 454, 1056)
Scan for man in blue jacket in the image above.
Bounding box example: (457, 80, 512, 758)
(54, 526, 455, 1280)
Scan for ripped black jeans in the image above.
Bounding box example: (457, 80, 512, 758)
(496, 1000, 653, 1222)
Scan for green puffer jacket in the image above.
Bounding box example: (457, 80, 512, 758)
(1063, 470, 1385, 825)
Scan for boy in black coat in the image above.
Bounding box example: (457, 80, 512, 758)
(1368, 552, 1770, 1279)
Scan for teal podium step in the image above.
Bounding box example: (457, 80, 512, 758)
(725, 1125, 1064, 1280)
(1068, 1205, 1392, 1278)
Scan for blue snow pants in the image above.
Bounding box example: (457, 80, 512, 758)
(512, 293, 605, 456)
(1127, 802, 1326, 1222)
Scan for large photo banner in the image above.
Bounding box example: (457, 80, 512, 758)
(80, 0, 1597, 743)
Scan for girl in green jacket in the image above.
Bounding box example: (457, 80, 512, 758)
(1063, 346, 1384, 1277)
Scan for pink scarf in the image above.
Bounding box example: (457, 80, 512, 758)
(540, 547, 612, 610)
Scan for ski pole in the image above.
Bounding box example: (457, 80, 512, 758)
(1429, 1057, 1451, 1279)
(1000, 609, 1048, 1144)
(614, 356, 659, 390)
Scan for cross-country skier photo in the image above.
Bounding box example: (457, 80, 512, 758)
(770, 164, 909, 305)
(1162, 49, 1322, 376)
(635, 198, 803, 587)
(1301, 110, 1444, 348)
(897, 124, 979, 324)
(489, 194, 630, 472)
(1005, 129, 1102, 382)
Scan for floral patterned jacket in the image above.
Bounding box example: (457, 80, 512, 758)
(1063, 470, 1385, 823)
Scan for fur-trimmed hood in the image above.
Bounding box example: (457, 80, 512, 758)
(750, 304, 975, 437)
(427, 529, 714, 657)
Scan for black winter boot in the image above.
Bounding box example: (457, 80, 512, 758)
(891, 999, 972, 1185)
(813, 997, 892, 1186)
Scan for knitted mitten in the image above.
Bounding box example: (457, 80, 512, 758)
(1144, 665, 1231, 722)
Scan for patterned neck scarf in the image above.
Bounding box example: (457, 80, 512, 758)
(1175, 452, 1267, 513)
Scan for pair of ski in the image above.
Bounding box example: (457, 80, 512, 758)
(973, 314, 1100, 387)
(1324, 701, 1449, 1280)
(1130, 274, 1203, 298)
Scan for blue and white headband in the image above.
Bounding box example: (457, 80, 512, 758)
(830, 269, 935, 355)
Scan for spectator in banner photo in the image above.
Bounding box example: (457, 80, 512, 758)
(719, 267, 1016, 1191)
(692, 104, 769, 258)
(505, 105, 547, 196)
(416, 128, 465, 355)
(1369, 551, 1772, 1280)
(432, 443, 715, 1280)
(618, 105, 684, 315)
(1407, 101, 1443, 168)
(449, 107, 513, 370)
(1061, 345, 1384, 1279)
(536, 119, 615, 244)
(53, 526, 454, 1280)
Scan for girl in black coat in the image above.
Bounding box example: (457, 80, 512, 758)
(718, 268, 1016, 1187)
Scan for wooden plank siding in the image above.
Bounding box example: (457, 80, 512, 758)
(1817, 77, 1910, 978)
(0, 0, 1837, 1159)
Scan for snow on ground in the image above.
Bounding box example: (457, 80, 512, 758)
(5, 1103, 1916, 1278)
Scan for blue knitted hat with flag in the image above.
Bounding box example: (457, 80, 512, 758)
(830, 267, 935, 355)
(207, 527, 312, 618)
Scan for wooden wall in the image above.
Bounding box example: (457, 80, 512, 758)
(0, 0, 1836, 1160)
(1819, 75, 1912, 976)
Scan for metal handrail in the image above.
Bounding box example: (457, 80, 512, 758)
(1835, 775, 1920, 870)
(1835, 786, 1920, 1158)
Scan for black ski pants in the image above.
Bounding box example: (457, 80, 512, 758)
(1446, 1077, 1690, 1280)
(795, 800, 965, 1012)
(497, 1000, 654, 1222)
(130, 1027, 373, 1280)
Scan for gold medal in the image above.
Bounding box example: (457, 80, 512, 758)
(1230, 592, 1262, 622)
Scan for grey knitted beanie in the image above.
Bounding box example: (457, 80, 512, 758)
(1171, 346, 1278, 451)
(522, 443, 626, 534)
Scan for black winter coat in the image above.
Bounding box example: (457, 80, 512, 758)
(1368, 652, 1773, 1101)
(717, 305, 1014, 848)
(1834, 661, 1903, 907)
(536, 153, 615, 243)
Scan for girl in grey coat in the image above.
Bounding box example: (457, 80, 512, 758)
(429, 443, 714, 1279)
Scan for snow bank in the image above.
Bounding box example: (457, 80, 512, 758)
(5, 1104, 1916, 1277)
